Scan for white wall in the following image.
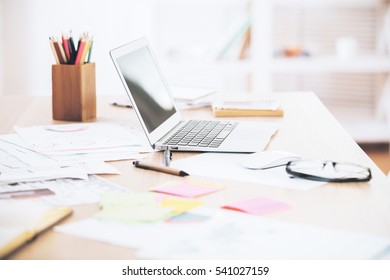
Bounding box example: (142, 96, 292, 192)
(1, 0, 153, 95)
(0, 0, 3, 95)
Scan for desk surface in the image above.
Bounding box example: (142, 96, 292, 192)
(1, 92, 390, 259)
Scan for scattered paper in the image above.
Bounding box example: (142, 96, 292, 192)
(171, 153, 325, 190)
(56, 209, 390, 259)
(0, 175, 128, 206)
(166, 212, 210, 224)
(14, 123, 152, 156)
(0, 134, 121, 184)
(222, 196, 291, 215)
(151, 182, 223, 198)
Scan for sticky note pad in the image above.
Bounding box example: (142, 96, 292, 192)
(151, 182, 223, 198)
(160, 198, 203, 215)
(96, 204, 171, 224)
(222, 197, 291, 215)
(97, 192, 171, 224)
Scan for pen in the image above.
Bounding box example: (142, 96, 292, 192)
(111, 102, 133, 108)
(133, 160, 189, 177)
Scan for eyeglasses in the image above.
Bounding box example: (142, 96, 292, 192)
(242, 158, 372, 183)
(285, 160, 372, 182)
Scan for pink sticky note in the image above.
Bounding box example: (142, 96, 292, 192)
(223, 197, 291, 215)
(152, 182, 222, 198)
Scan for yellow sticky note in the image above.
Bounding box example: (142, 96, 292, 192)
(160, 198, 203, 215)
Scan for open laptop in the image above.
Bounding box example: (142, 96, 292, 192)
(110, 37, 278, 153)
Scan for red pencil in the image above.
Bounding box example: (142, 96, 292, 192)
(74, 36, 86, 65)
(62, 35, 70, 61)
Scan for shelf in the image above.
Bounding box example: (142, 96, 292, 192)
(273, 0, 383, 8)
(272, 55, 390, 73)
(164, 54, 390, 74)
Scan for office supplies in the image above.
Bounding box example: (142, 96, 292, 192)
(68, 32, 77, 64)
(86, 37, 94, 63)
(56, 209, 390, 260)
(0, 175, 128, 206)
(110, 102, 133, 108)
(49, 38, 60, 64)
(0, 133, 123, 184)
(52, 38, 66, 64)
(170, 86, 216, 103)
(151, 181, 223, 198)
(133, 161, 189, 177)
(0, 200, 72, 259)
(52, 62, 96, 121)
(14, 123, 151, 155)
(62, 35, 70, 61)
(11, 123, 151, 165)
(160, 198, 203, 215)
(96, 192, 171, 224)
(49, 32, 93, 65)
(166, 212, 210, 223)
(110, 37, 278, 153)
(212, 100, 284, 117)
(4, 93, 390, 260)
(0, 188, 54, 200)
(241, 151, 301, 170)
(171, 152, 324, 190)
(222, 196, 291, 216)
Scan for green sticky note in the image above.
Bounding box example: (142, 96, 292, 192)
(96, 204, 171, 224)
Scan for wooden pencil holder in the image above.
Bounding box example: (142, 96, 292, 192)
(52, 63, 96, 122)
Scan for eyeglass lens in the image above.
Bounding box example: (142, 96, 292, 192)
(287, 160, 371, 181)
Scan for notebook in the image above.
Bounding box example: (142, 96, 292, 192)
(0, 200, 72, 259)
(110, 37, 278, 153)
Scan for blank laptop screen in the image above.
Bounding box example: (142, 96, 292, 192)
(116, 46, 176, 133)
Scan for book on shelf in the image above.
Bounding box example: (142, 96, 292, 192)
(207, 15, 252, 61)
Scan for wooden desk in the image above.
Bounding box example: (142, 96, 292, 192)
(1, 92, 390, 259)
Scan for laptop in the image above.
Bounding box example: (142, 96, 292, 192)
(110, 37, 278, 153)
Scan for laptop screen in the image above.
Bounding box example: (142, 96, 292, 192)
(115, 46, 176, 133)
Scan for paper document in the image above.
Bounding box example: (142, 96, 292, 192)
(151, 182, 223, 198)
(56, 209, 390, 259)
(14, 123, 152, 155)
(170, 86, 216, 102)
(0, 175, 128, 206)
(171, 153, 324, 190)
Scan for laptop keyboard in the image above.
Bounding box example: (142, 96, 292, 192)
(163, 120, 238, 148)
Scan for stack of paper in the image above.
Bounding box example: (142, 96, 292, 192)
(0, 122, 154, 206)
(170, 86, 217, 110)
(0, 123, 153, 184)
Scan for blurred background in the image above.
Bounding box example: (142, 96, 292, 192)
(0, 0, 389, 172)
